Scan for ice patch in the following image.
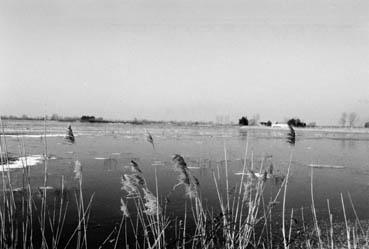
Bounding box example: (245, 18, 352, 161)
(39, 186, 54, 190)
(12, 187, 24, 192)
(308, 164, 344, 169)
(0, 155, 44, 171)
(234, 172, 272, 179)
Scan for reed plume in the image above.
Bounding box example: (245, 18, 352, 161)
(120, 174, 142, 197)
(74, 160, 82, 179)
(65, 124, 75, 143)
(287, 124, 296, 145)
(145, 129, 155, 150)
(130, 160, 142, 173)
(120, 198, 130, 217)
(142, 188, 162, 216)
(172, 154, 199, 198)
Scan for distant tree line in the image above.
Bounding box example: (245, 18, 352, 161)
(0, 114, 214, 126)
(339, 112, 358, 127)
(1, 114, 79, 121)
(50, 114, 80, 122)
(239, 115, 314, 128)
(80, 115, 106, 123)
(0, 114, 44, 121)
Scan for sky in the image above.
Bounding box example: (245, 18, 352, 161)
(0, 0, 368, 125)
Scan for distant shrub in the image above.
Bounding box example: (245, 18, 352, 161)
(80, 115, 96, 122)
(365, 122, 369, 128)
(260, 121, 272, 127)
(238, 116, 248, 126)
(287, 118, 306, 128)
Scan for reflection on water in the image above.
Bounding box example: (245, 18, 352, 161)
(340, 139, 357, 150)
(239, 129, 248, 141)
(103, 158, 118, 171)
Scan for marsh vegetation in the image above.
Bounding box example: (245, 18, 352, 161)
(0, 119, 369, 248)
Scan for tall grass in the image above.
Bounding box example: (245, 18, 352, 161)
(0, 119, 93, 249)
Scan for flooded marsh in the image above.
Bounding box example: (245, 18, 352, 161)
(1, 120, 369, 248)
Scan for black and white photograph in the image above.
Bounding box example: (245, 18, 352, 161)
(0, 0, 368, 248)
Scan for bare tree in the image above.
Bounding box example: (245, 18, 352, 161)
(339, 112, 347, 127)
(50, 113, 59, 121)
(249, 113, 260, 126)
(253, 113, 260, 123)
(348, 112, 358, 127)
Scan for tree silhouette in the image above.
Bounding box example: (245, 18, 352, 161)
(348, 112, 358, 127)
(238, 116, 248, 126)
(339, 112, 347, 127)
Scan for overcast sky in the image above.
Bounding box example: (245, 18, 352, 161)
(1, 0, 368, 125)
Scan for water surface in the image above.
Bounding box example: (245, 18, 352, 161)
(2, 120, 369, 245)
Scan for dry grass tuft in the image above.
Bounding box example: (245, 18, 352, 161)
(65, 124, 75, 143)
(172, 154, 199, 198)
